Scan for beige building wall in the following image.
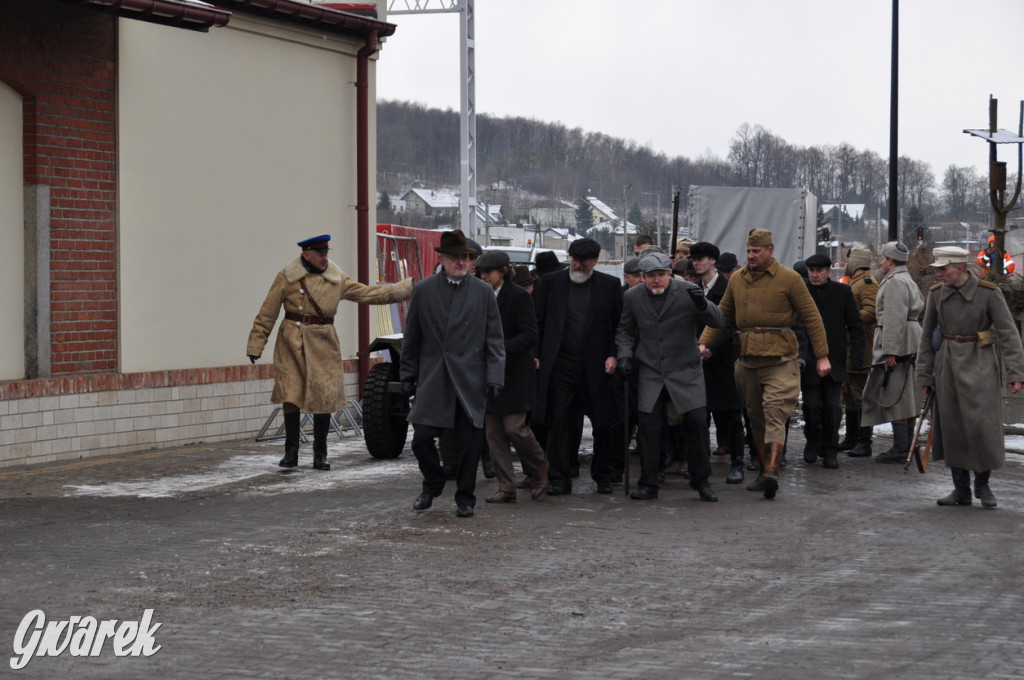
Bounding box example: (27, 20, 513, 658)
(118, 15, 377, 373)
(0, 82, 24, 380)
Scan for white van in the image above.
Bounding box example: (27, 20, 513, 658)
(482, 246, 569, 268)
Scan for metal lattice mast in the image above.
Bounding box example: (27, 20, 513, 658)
(388, 0, 477, 237)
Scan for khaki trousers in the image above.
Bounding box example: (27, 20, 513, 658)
(735, 358, 800, 444)
(485, 413, 548, 494)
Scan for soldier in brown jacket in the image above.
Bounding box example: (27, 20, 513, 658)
(699, 228, 830, 498)
(840, 246, 879, 457)
(247, 234, 413, 471)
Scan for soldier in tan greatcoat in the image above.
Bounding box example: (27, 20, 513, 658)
(917, 246, 1024, 508)
(247, 234, 413, 471)
(699, 228, 830, 499)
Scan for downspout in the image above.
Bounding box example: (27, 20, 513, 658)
(356, 30, 378, 398)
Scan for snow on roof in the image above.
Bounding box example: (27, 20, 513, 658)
(586, 196, 618, 221)
(589, 219, 637, 235)
(406, 187, 459, 209)
(821, 203, 866, 220)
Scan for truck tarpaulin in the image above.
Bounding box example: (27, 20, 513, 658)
(686, 186, 817, 267)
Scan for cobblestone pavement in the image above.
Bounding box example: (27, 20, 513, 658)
(1, 425, 1023, 679)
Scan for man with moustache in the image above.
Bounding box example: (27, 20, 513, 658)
(616, 251, 724, 501)
(400, 230, 505, 517)
(535, 237, 623, 496)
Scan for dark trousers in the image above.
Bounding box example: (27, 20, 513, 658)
(546, 363, 612, 490)
(412, 401, 481, 508)
(637, 388, 710, 489)
(709, 409, 745, 462)
(801, 376, 843, 454)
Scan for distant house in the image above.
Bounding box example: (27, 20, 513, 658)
(402, 187, 460, 220)
(528, 198, 575, 229)
(585, 195, 621, 225)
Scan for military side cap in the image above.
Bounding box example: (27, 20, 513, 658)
(747, 228, 773, 247)
(298, 234, 331, 250)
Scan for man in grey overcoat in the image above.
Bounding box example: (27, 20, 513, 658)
(861, 241, 924, 463)
(616, 252, 725, 501)
(400, 230, 505, 518)
(917, 246, 1024, 508)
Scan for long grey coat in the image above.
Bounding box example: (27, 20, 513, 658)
(616, 278, 724, 415)
(400, 272, 505, 429)
(861, 265, 924, 425)
(916, 275, 1024, 471)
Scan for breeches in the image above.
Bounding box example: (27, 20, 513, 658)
(735, 359, 800, 444)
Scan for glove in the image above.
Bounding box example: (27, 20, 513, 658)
(616, 357, 632, 377)
(687, 286, 707, 311)
(486, 384, 503, 401)
(248, 355, 260, 364)
(401, 379, 417, 398)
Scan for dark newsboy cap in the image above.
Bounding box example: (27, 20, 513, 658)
(476, 249, 510, 270)
(805, 253, 832, 269)
(568, 238, 601, 260)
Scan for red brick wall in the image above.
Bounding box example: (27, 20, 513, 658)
(2, 1, 118, 375)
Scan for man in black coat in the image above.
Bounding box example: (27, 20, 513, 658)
(799, 253, 866, 469)
(400, 230, 506, 517)
(690, 241, 746, 484)
(535, 238, 623, 495)
(476, 249, 549, 503)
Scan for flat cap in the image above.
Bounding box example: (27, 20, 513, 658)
(623, 257, 642, 275)
(805, 253, 832, 269)
(568, 238, 601, 260)
(476, 249, 510, 270)
(639, 252, 672, 272)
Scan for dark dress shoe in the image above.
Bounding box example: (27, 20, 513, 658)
(725, 464, 744, 484)
(456, 505, 474, 517)
(696, 481, 718, 502)
(412, 493, 433, 511)
(312, 459, 331, 471)
(630, 485, 658, 500)
(546, 485, 570, 496)
(655, 471, 666, 484)
(485, 490, 516, 503)
(517, 476, 534, 489)
(482, 460, 495, 479)
(763, 472, 779, 499)
(596, 483, 614, 494)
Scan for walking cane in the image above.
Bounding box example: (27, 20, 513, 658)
(622, 373, 631, 495)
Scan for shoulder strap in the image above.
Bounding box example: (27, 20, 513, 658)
(301, 275, 327, 318)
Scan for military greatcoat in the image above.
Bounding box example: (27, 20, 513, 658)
(916, 274, 1024, 471)
(861, 264, 923, 426)
(247, 258, 413, 414)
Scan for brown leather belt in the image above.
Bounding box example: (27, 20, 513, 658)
(284, 311, 334, 325)
(739, 326, 791, 334)
(942, 334, 978, 343)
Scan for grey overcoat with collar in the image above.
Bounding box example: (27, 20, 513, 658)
(616, 278, 724, 415)
(400, 271, 505, 429)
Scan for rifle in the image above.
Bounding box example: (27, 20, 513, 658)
(670, 188, 680, 259)
(905, 390, 934, 473)
(857, 353, 915, 389)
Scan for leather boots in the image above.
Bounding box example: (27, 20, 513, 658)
(312, 413, 331, 470)
(874, 420, 910, 464)
(279, 410, 300, 468)
(848, 426, 873, 457)
(974, 470, 997, 508)
(762, 442, 783, 499)
(937, 467, 972, 506)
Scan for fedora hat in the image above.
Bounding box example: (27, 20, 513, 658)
(434, 229, 474, 256)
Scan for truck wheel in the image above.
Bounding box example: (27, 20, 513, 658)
(362, 362, 409, 459)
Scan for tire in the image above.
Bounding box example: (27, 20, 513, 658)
(362, 362, 409, 459)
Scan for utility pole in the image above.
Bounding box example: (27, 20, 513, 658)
(622, 183, 631, 261)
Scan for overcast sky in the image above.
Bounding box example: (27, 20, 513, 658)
(376, 0, 1024, 190)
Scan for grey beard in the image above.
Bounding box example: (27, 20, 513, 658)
(649, 286, 666, 296)
(569, 270, 593, 284)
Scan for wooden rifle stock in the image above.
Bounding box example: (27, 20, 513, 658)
(905, 390, 934, 473)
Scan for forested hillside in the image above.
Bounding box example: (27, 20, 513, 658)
(377, 100, 994, 231)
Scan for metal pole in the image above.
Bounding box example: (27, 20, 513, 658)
(887, 0, 899, 241)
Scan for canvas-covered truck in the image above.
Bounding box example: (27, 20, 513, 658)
(685, 186, 818, 266)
